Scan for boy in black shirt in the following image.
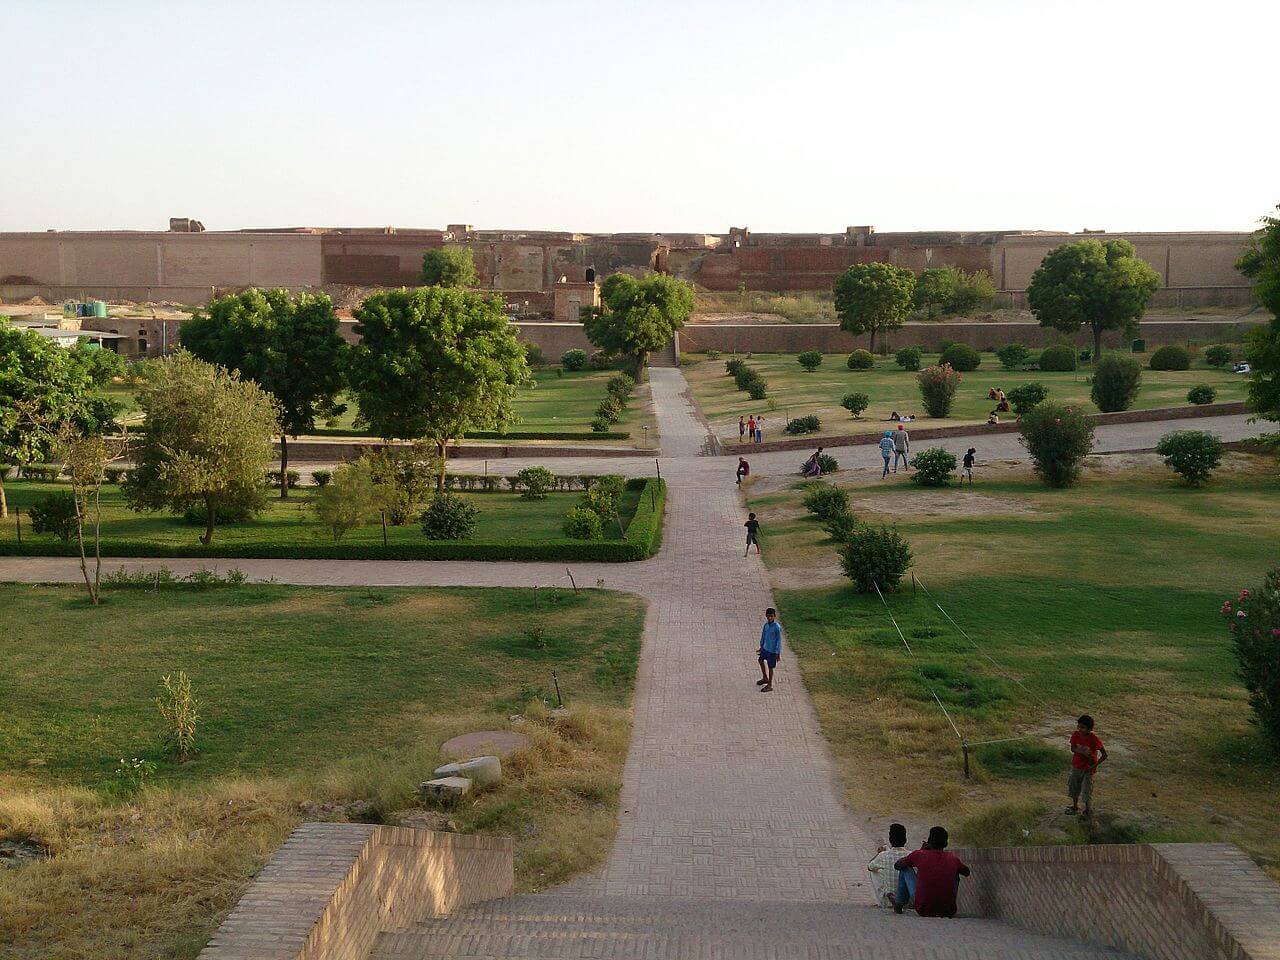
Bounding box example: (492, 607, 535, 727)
(961, 448, 976, 484)
(744, 512, 761, 556)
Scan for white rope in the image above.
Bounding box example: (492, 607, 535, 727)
(872, 579, 964, 743)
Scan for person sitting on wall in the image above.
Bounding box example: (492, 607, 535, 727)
(893, 826, 970, 918)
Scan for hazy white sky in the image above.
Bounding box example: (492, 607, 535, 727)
(3, 0, 1276, 234)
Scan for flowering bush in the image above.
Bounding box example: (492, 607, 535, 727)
(917, 363, 963, 418)
(910, 447, 958, 487)
(1221, 570, 1280, 748)
(1154, 430, 1224, 487)
(1018, 402, 1095, 487)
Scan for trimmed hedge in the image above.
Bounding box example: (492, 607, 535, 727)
(0, 477, 668, 563)
(308, 428, 631, 441)
(1037, 344, 1077, 371)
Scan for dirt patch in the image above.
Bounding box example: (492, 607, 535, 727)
(852, 490, 1038, 518)
(0, 836, 50, 868)
(1085, 450, 1268, 476)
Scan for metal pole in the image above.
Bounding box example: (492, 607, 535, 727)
(15, 508, 21, 546)
(566, 568, 578, 594)
(962, 742, 971, 779)
(552, 670, 563, 708)
(654, 460, 661, 482)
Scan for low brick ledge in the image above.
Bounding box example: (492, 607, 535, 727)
(197, 822, 513, 960)
(954, 842, 1280, 960)
(723, 401, 1250, 455)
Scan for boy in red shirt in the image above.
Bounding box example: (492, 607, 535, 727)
(893, 826, 970, 918)
(1067, 714, 1107, 816)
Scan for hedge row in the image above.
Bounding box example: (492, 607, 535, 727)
(0, 477, 669, 564)
(306, 428, 631, 441)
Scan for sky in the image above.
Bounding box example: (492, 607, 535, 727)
(3, 0, 1277, 235)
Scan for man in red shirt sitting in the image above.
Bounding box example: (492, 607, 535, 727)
(1068, 713, 1107, 816)
(893, 826, 970, 918)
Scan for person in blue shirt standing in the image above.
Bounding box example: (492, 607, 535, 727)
(756, 607, 783, 692)
(878, 431, 896, 478)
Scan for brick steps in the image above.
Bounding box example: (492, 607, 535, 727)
(372, 893, 1134, 959)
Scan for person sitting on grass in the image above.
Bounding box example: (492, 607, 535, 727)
(1067, 714, 1107, 817)
(986, 410, 1000, 425)
(756, 607, 782, 692)
(893, 826, 970, 918)
(867, 823, 912, 909)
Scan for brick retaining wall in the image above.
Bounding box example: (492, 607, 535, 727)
(197, 823, 512, 960)
(283, 439, 640, 463)
(954, 843, 1280, 960)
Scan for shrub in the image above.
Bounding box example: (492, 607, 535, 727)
(917, 364, 962, 418)
(1149, 344, 1190, 371)
(1155, 430, 1224, 487)
(823, 509, 860, 543)
(1222, 569, 1280, 748)
(21, 464, 62, 481)
(798, 350, 823, 372)
(895, 346, 923, 371)
(312, 462, 380, 540)
(725, 358, 746, 378)
(839, 524, 912, 593)
(1089, 354, 1142, 413)
(1037, 344, 1078, 371)
(938, 340, 956, 354)
(587, 350, 613, 370)
(580, 474, 625, 520)
(560, 349, 588, 371)
(785, 414, 821, 435)
(562, 506, 604, 540)
(1205, 344, 1233, 368)
(606, 372, 636, 399)
(1018, 402, 1095, 487)
(996, 343, 1031, 370)
(524, 342, 545, 367)
(705, 349, 721, 359)
(595, 396, 623, 423)
(846, 349, 876, 371)
(182, 497, 262, 526)
(940, 343, 981, 372)
(802, 481, 850, 522)
(840, 392, 870, 418)
(265, 469, 301, 490)
(910, 448, 957, 487)
(514, 466, 556, 500)
(590, 416, 612, 433)
(29, 491, 79, 542)
(1187, 384, 1217, 405)
(311, 469, 332, 487)
(745, 376, 768, 401)
(1007, 382, 1049, 417)
(420, 493, 479, 540)
(156, 671, 200, 761)
(816, 452, 839, 474)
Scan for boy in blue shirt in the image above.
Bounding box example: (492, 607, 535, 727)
(757, 607, 783, 692)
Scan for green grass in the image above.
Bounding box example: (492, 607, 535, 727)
(751, 462, 1280, 875)
(0, 583, 645, 958)
(684, 351, 1248, 443)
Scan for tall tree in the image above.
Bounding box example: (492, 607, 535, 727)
(913, 266, 958, 319)
(581, 273, 695, 369)
(421, 247, 479, 287)
(124, 352, 280, 545)
(1027, 238, 1160, 362)
(0, 319, 115, 518)
(1237, 205, 1280, 424)
(180, 289, 347, 498)
(348, 287, 528, 492)
(833, 262, 916, 352)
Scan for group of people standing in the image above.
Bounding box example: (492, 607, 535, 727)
(739, 415, 765, 444)
(878, 425, 911, 477)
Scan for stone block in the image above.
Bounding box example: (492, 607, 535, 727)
(419, 777, 472, 804)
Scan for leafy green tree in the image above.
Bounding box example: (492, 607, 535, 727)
(68, 342, 127, 386)
(1090, 354, 1142, 412)
(582, 273, 695, 369)
(1237, 205, 1280, 424)
(913, 267, 958, 318)
(124, 352, 280, 545)
(0, 319, 115, 518)
(349, 287, 528, 492)
(798, 350, 823, 372)
(421, 246, 478, 287)
(1027, 238, 1160, 363)
(312, 460, 386, 540)
(833, 262, 916, 352)
(180, 289, 347, 498)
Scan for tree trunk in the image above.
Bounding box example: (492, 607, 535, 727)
(73, 492, 95, 605)
(869, 328, 877, 354)
(279, 434, 290, 499)
(1092, 325, 1102, 365)
(0, 479, 7, 520)
(436, 440, 448, 495)
(202, 495, 215, 546)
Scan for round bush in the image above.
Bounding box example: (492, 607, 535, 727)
(1149, 345, 1190, 371)
(596, 396, 624, 423)
(588, 350, 614, 370)
(839, 524, 912, 593)
(420, 493, 479, 540)
(798, 350, 823, 372)
(29, 490, 78, 542)
(560, 349, 588, 371)
(940, 343, 981, 372)
(1221, 569, 1280, 749)
(562, 506, 604, 540)
(745, 378, 769, 401)
(1089, 354, 1142, 413)
(784, 414, 821, 435)
(311, 469, 332, 487)
(725, 358, 746, 378)
(1204, 344, 1233, 368)
(1007, 382, 1049, 417)
(606, 372, 636, 399)
(846, 350, 876, 371)
(910, 448, 957, 487)
(514, 466, 556, 500)
(917, 364, 962, 418)
(590, 416, 612, 433)
(802, 481, 850, 522)
(1037, 344, 1078, 372)
(895, 346, 923, 371)
(1186, 384, 1217, 405)
(841, 392, 870, 418)
(1155, 430, 1224, 487)
(1018, 402, 1095, 488)
(183, 498, 262, 527)
(816, 453, 839, 473)
(705, 349, 721, 360)
(995, 343, 1031, 371)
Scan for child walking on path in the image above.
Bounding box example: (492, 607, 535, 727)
(961, 448, 976, 484)
(756, 607, 782, 692)
(1067, 714, 1107, 816)
(744, 512, 761, 556)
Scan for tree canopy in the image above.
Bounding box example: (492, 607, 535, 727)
(124, 352, 280, 545)
(348, 287, 528, 490)
(582, 273, 695, 367)
(180, 288, 347, 497)
(832, 262, 916, 352)
(420, 246, 479, 287)
(1237, 205, 1280, 423)
(1026, 238, 1160, 361)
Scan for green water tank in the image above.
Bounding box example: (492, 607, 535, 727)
(93, 300, 108, 318)
(1131, 338, 1146, 353)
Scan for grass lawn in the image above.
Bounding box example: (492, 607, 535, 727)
(744, 457, 1280, 878)
(0, 482, 642, 551)
(684, 352, 1249, 443)
(0, 582, 645, 959)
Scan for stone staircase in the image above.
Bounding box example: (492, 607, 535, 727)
(371, 892, 1136, 960)
(646, 342, 679, 367)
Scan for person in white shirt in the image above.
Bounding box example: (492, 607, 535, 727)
(867, 823, 912, 908)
